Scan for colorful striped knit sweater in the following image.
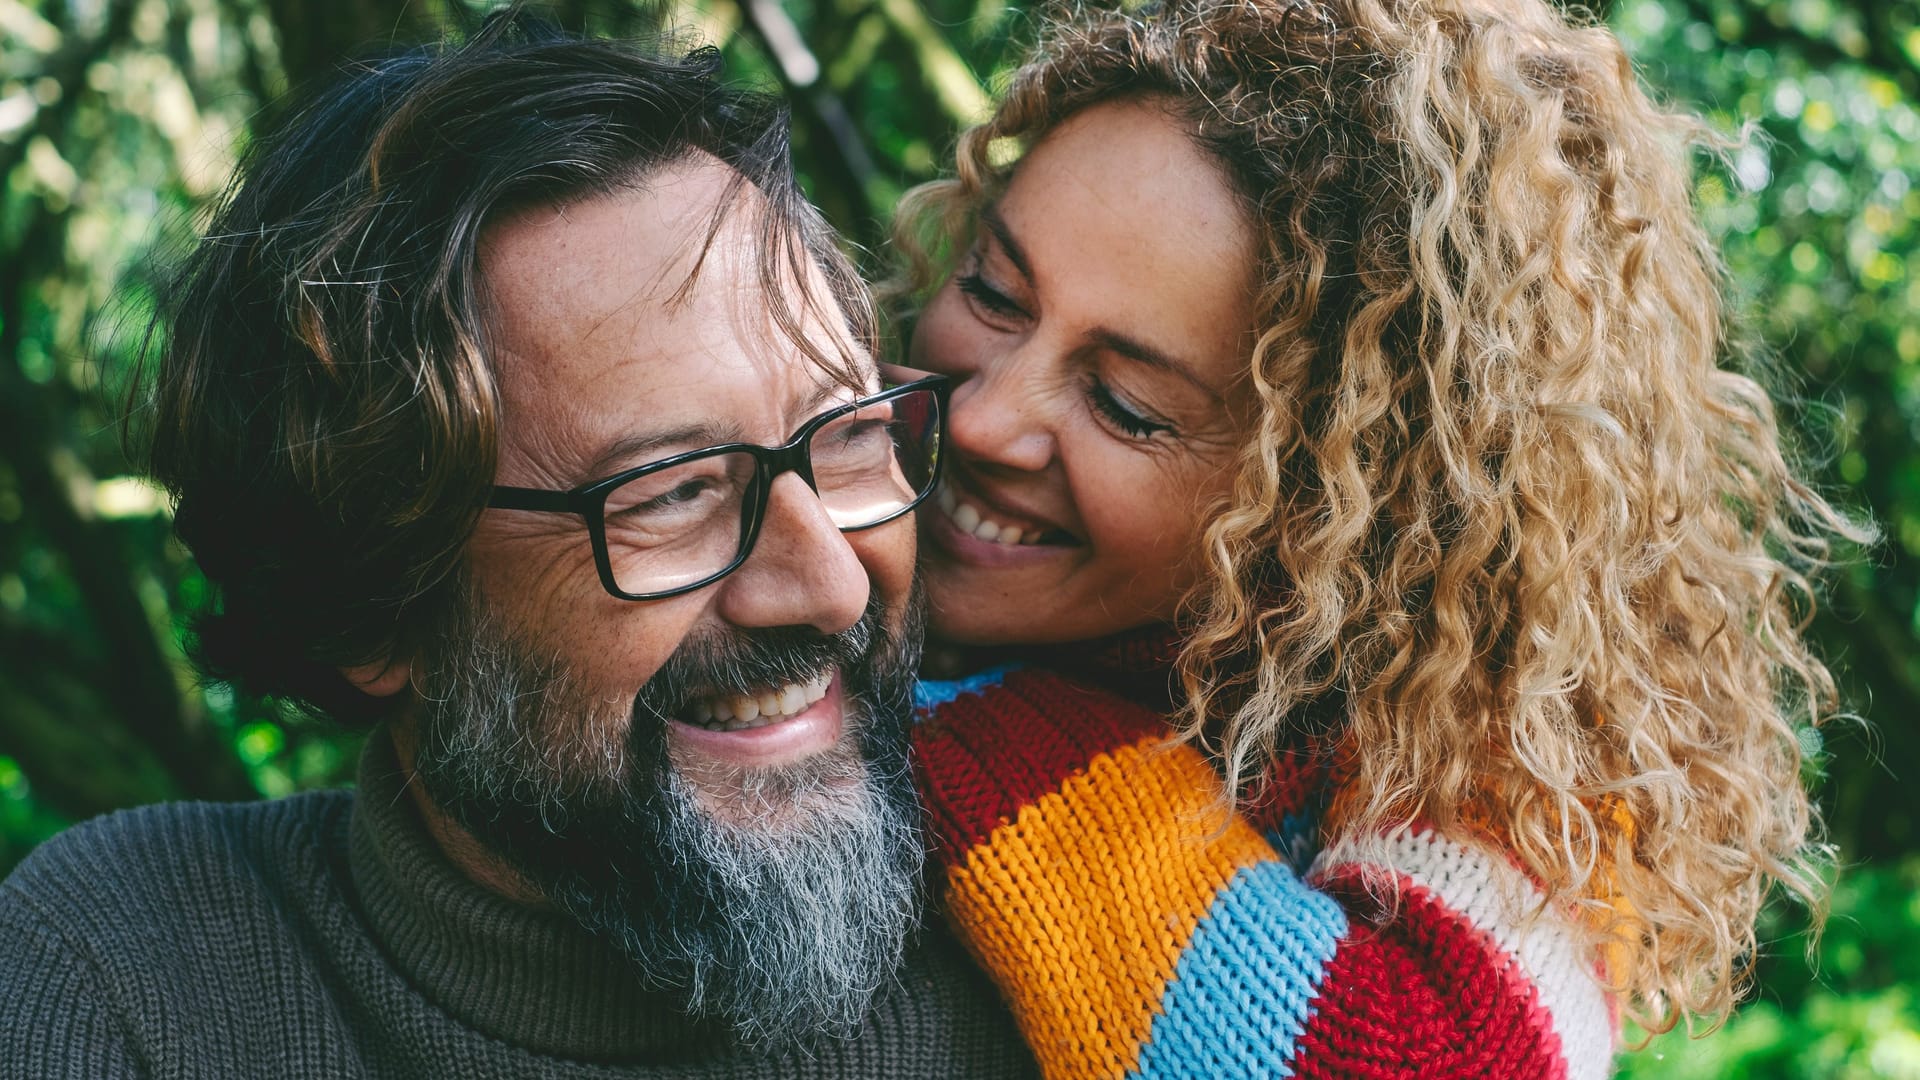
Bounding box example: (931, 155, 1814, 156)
(912, 662, 1616, 1079)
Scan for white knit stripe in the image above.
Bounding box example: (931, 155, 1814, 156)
(1311, 826, 1615, 1080)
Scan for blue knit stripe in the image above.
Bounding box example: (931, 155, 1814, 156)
(911, 664, 1024, 713)
(1129, 860, 1348, 1080)
(1264, 811, 1324, 874)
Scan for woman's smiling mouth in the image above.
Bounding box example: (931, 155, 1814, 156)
(930, 482, 1078, 547)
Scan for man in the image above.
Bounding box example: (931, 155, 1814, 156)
(0, 18, 1034, 1078)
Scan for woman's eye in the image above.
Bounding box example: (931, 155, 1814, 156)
(1086, 377, 1174, 439)
(956, 272, 1028, 322)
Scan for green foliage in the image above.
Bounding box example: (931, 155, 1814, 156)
(1620, 0, 1920, 857)
(1, 1, 1915, 1074)
(1610, 0, 1920, 860)
(1620, 857, 1920, 1079)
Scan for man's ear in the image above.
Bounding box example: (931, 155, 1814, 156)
(340, 660, 412, 699)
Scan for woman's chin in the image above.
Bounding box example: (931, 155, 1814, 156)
(923, 578, 1072, 646)
(918, 509, 1078, 644)
(922, 588, 1059, 647)
(921, 568, 1160, 649)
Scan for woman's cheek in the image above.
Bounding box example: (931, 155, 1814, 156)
(909, 288, 977, 377)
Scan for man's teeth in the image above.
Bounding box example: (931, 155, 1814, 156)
(688, 672, 833, 732)
(935, 484, 1047, 546)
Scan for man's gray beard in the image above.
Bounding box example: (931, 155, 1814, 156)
(407, 593, 924, 1049)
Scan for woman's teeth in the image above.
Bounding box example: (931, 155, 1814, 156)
(689, 673, 832, 732)
(935, 484, 1049, 546)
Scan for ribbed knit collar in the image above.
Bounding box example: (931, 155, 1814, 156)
(348, 730, 729, 1063)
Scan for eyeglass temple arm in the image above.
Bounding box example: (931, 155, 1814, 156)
(878, 362, 942, 389)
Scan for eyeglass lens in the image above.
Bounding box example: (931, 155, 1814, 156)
(600, 388, 940, 596)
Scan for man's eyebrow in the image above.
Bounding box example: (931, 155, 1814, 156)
(977, 203, 1033, 281)
(576, 378, 853, 485)
(580, 422, 744, 484)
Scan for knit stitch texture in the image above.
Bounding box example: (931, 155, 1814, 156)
(912, 664, 1616, 1080)
(0, 732, 1037, 1079)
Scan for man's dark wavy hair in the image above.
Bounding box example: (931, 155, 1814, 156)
(141, 11, 872, 725)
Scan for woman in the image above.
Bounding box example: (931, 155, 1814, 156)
(892, 0, 1865, 1076)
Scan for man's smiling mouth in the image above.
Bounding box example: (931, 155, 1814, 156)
(687, 673, 834, 732)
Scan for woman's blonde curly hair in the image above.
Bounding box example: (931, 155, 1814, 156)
(889, 0, 1871, 1033)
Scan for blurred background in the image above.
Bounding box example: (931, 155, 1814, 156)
(0, 0, 1914, 1073)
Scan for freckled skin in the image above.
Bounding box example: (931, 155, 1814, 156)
(460, 155, 915, 765)
(911, 100, 1259, 645)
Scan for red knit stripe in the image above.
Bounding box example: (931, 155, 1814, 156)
(1241, 747, 1331, 836)
(1291, 875, 1568, 1079)
(913, 669, 1167, 866)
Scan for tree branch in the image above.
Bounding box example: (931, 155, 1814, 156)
(733, 0, 881, 245)
(1, 195, 255, 805)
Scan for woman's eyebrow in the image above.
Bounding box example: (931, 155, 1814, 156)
(1090, 328, 1183, 379)
(982, 202, 1217, 398)
(1090, 328, 1218, 399)
(978, 203, 1033, 281)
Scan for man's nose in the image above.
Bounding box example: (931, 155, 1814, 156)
(945, 354, 1055, 474)
(712, 472, 871, 635)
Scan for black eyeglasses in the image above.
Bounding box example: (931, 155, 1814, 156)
(487, 365, 948, 601)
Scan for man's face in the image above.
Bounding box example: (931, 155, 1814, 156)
(400, 157, 923, 1046)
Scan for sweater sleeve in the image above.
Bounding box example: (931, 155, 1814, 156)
(0, 901, 148, 1080)
(911, 666, 1616, 1080)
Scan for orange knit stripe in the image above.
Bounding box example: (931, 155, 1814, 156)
(943, 737, 1277, 1080)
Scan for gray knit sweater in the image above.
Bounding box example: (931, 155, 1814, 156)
(0, 734, 1036, 1079)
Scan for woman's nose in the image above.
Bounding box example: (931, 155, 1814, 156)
(944, 357, 1056, 474)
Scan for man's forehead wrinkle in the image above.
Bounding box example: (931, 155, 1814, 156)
(663, 190, 755, 314)
(479, 158, 877, 493)
(614, 189, 747, 332)
(713, 229, 875, 397)
(486, 159, 742, 343)
(580, 258, 681, 345)
(568, 192, 770, 352)
(488, 347, 592, 480)
(641, 151, 760, 311)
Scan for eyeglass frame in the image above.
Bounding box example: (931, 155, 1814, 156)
(485, 365, 950, 602)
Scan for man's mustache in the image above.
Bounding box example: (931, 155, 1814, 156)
(631, 597, 886, 725)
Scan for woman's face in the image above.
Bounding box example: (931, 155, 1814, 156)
(911, 99, 1259, 645)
